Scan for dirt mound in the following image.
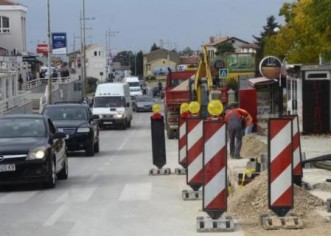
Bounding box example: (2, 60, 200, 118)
(226, 171, 329, 235)
(240, 134, 267, 158)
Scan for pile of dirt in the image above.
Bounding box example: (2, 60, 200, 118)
(226, 171, 330, 235)
(240, 134, 267, 158)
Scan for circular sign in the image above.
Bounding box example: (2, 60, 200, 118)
(214, 60, 225, 69)
(259, 56, 282, 79)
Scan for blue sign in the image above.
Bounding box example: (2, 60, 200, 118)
(52, 32, 67, 55)
(219, 69, 228, 79)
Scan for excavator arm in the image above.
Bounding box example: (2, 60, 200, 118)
(192, 46, 214, 117)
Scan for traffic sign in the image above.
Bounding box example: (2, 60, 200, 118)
(219, 69, 228, 79)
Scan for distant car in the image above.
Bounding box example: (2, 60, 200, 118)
(0, 114, 68, 188)
(42, 103, 100, 156)
(132, 95, 155, 112)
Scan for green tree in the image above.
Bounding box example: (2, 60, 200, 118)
(215, 41, 235, 57)
(264, 0, 331, 64)
(253, 16, 281, 63)
(180, 47, 194, 56)
(150, 43, 160, 52)
(135, 51, 144, 77)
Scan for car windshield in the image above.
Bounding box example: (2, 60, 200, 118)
(93, 96, 126, 108)
(44, 106, 87, 120)
(128, 82, 140, 87)
(0, 118, 46, 138)
(136, 96, 154, 102)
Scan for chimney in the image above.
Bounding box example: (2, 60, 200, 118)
(209, 36, 215, 43)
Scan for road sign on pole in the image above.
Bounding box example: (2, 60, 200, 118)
(219, 69, 228, 79)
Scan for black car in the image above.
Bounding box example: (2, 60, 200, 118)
(0, 114, 68, 188)
(132, 95, 155, 112)
(42, 103, 100, 156)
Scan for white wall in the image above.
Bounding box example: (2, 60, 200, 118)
(85, 45, 107, 82)
(0, 4, 27, 55)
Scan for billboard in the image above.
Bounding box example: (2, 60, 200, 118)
(37, 44, 48, 54)
(52, 32, 67, 55)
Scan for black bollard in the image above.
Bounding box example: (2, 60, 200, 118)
(151, 113, 166, 169)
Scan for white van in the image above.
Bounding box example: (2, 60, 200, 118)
(124, 76, 143, 97)
(92, 83, 132, 129)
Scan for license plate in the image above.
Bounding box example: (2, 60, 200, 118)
(104, 121, 113, 124)
(0, 164, 16, 172)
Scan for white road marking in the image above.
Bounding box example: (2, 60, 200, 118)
(43, 204, 68, 226)
(119, 183, 152, 201)
(55, 186, 97, 203)
(0, 191, 38, 204)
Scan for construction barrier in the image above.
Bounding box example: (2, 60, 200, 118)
(283, 115, 303, 186)
(150, 114, 166, 170)
(268, 118, 293, 217)
(203, 120, 227, 219)
(178, 114, 188, 168)
(186, 116, 204, 191)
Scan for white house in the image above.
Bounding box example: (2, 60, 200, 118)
(0, 0, 27, 55)
(204, 36, 255, 62)
(85, 44, 107, 82)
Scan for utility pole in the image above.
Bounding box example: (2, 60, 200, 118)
(47, 0, 52, 104)
(105, 29, 119, 81)
(81, 0, 86, 99)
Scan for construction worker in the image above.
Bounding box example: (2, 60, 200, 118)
(224, 108, 249, 159)
(236, 108, 253, 135)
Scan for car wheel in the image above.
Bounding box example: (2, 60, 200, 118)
(85, 142, 95, 156)
(94, 138, 100, 153)
(44, 158, 57, 188)
(57, 153, 68, 180)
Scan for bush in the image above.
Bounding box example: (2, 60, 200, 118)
(146, 75, 156, 81)
(86, 77, 98, 94)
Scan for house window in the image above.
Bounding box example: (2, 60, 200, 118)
(0, 16, 10, 33)
(94, 51, 97, 56)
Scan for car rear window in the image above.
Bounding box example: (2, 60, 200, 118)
(0, 118, 46, 138)
(44, 106, 87, 120)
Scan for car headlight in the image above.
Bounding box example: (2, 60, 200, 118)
(26, 146, 47, 160)
(115, 113, 124, 118)
(77, 127, 91, 133)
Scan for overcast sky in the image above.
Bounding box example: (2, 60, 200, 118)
(17, 0, 293, 53)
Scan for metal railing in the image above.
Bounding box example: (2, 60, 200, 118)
(0, 91, 32, 114)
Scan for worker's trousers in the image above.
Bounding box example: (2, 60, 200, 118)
(229, 126, 243, 158)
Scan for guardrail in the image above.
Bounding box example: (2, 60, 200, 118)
(0, 91, 32, 114)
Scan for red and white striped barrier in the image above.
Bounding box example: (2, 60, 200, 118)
(178, 115, 188, 168)
(268, 118, 293, 216)
(284, 115, 302, 186)
(186, 116, 204, 191)
(203, 120, 227, 219)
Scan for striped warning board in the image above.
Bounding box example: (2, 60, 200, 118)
(203, 120, 227, 219)
(283, 115, 303, 186)
(178, 115, 188, 168)
(186, 116, 204, 191)
(268, 118, 293, 216)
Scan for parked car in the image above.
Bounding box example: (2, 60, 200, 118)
(132, 95, 155, 112)
(0, 114, 68, 188)
(42, 103, 100, 156)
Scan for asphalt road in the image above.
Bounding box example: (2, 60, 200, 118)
(0, 110, 244, 236)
